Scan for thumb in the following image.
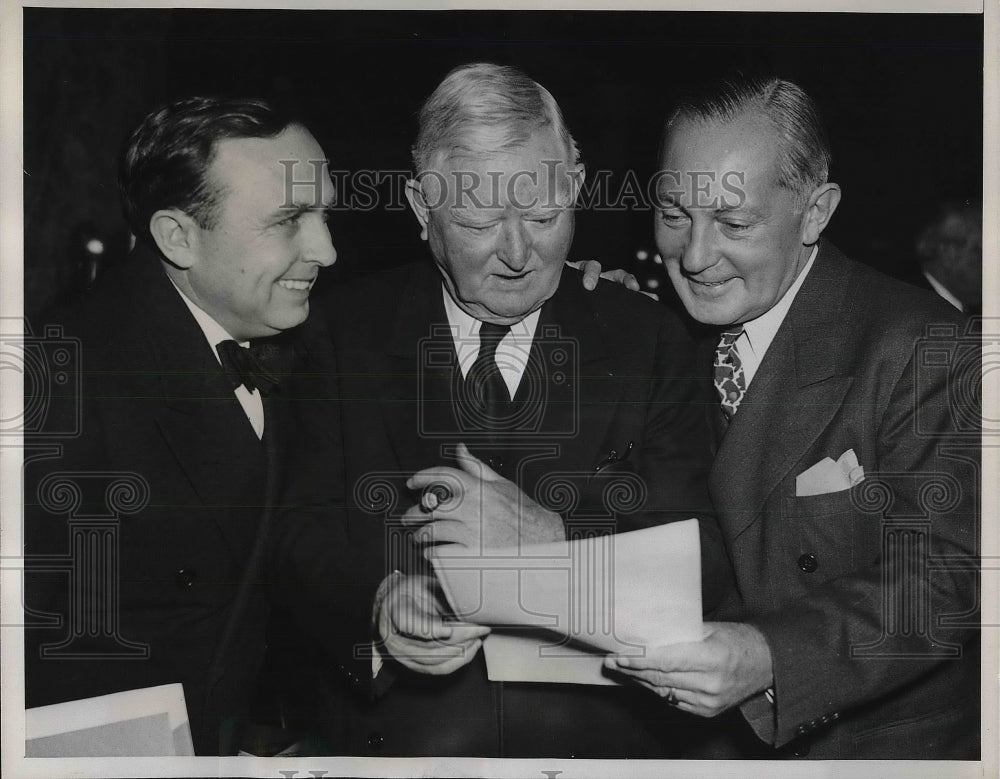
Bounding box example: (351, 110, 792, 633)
(455, 442, 502, 482)
(579, 259, 601, 290)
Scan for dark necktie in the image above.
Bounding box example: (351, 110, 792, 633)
(713, 328, 746, 421)
(217, 339, 279, 395)
(466, 322, 512, 431)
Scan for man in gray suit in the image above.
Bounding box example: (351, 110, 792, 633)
(607, 75, 980, 759)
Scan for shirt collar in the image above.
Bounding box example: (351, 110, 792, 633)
(168, 277, 247, 362)
(440, 285, 541, 341)
(742, 244, 819, 360)
(922, 270, 964, 312)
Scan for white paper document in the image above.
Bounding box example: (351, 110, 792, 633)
(431, 519, 702, 685)
(25, 683, 194, 757)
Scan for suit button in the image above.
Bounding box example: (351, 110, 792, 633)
(175, 568, 196, 588)
(797, 553, 818, 573)
(367, 731, 384, 751)
(792, 741, 811, 758)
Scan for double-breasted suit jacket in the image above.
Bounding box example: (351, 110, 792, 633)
(706, 242, 979, 759)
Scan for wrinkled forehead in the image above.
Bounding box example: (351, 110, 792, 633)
(421, 127, 578, 212)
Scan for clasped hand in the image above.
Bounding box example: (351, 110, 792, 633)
(375, 572, 490, 675)
(402, 442, 566, 552)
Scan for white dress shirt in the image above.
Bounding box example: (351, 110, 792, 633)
(735, 245, 819, 388)
(441, 286, 541, 398)
(922, 270, 964, 312)
(170, 281, 265, 439)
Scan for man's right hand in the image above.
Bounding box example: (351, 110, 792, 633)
(374, 572, 490, 675)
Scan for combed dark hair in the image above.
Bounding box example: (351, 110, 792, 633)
(665, 75, 831, 196)
(119, 96, 294, 246)
(411, 62, 580, 173)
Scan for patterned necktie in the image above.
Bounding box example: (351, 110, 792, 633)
(217, 339, 279, 395)
(714, 328, 746, 420)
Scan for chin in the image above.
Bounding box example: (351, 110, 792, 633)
(268, 306, 310, 333)
(683, 298, 741, 327)
(491, 294, 548, 321)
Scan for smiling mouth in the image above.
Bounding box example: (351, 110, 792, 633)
(689, 277, 734, 288)
(277, 278, 315, 291)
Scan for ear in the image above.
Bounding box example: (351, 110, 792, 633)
(800, 182, 841, 245)
(405, 179, 430, 241)
(149, 209, 200, 269)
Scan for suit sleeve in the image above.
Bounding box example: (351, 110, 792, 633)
(265, 313, 390, 699)
(742, 329, 979, 747)
(630, 310, 733, 613)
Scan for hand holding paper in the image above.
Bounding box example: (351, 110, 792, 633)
(432, 520, 703, 684)
(374, 572, 490, 675)
(605, 621, 773, 716)
(404, 443, 565, 551)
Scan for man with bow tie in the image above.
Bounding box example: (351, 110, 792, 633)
(22, 96, 344, 754)
(315, 62, 725, 758)
(20, 89, 641, 757)
(606, 75, 980, 760)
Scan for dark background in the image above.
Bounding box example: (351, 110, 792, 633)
(24, 8, 983, 320)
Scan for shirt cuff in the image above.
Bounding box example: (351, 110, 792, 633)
(371, 569, 403, 679)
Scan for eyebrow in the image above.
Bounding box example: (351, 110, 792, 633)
(271, 203, 312, 219)
(272, 195, 336, 217)
(448, 207, 502, 219)
(714, 203, 764, 218)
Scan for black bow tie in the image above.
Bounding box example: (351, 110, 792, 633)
(216, 339, 279, 395)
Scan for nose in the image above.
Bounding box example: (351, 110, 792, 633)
(304, 218, 337, 267)
(679, 219, 718, 276)
(497, 220, 530, 271)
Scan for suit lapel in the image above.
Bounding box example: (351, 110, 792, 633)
(530, 273, 618, 475)
(710, 244, 855, 539)
(380, 265, 457, 471)
(134, 257, 266, 557)
(378, 266, 620, 479)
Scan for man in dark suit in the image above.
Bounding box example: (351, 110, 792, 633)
(912, 198, 982, 315)
(22, 96, 345, 755)
(316, 62, 724, 758)
(606, 76, 980, 759)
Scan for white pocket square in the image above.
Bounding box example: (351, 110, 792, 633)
(795, 449, 865, 497)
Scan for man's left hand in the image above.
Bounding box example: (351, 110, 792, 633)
(403, 442, 566, 551)
(604, 622, 774, 717)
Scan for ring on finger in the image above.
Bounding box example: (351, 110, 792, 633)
(665, 687, 679, 706)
